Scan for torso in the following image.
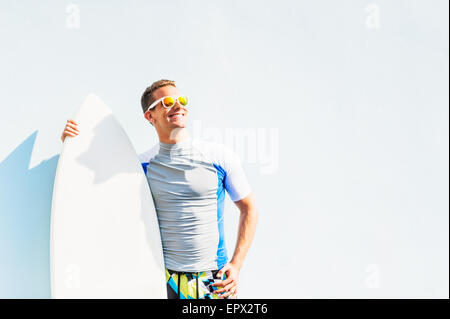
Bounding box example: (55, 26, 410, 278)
(139, 136, 251, 272)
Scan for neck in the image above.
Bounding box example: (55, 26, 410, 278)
(157, 127, 190, 144)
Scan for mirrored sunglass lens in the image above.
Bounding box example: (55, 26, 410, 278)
(178, 96, 188, 106)
(162, 96, 175, 107)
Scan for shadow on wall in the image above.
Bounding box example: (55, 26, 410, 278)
(0, 131, 58, 298)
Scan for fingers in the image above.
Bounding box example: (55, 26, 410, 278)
(66, 119, 79, 131)
(212, 277, 232, 288)
(216, 264, 230, 279)
(63, 127, 79, 137)
(61, 119, 79, 142)
(213, 280, 237, 294)
(233, 286, 238, 298)
(221, 286, 237, 299)
(65, 126, 78, 135)
(212, 263, 240, 297)
(66, 123, 79, 132)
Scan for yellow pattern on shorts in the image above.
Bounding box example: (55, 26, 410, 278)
(165, 268, 227, 299)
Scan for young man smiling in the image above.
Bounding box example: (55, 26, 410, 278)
(61, 79, 258, 299)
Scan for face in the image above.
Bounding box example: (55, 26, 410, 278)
(144, 86, 188, 130)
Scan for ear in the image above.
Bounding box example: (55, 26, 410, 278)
(144, 111, 154, 125)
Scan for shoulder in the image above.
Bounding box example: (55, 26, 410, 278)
(192, 138, 240, 168)
(193, 139, 251, 202)
(138, 142, 160, 163)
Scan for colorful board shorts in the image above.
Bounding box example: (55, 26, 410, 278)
(165, 268, 236, 299)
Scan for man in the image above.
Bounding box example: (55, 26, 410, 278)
(61, 79, 258, 299)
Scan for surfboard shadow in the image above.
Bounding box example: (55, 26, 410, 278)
(0, 131, 58, 298)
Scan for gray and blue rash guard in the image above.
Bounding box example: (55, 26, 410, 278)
(138, 136, 252, 272)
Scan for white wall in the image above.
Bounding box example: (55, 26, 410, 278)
(0, 0, 448, 298)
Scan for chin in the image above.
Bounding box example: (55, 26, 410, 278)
(168, 118, 187, 127)
(168, 121, 186, 128)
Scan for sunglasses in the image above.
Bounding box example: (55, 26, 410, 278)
(146, 95, 188, 112)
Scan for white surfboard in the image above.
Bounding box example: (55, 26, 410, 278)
(50, 94, 166, 298)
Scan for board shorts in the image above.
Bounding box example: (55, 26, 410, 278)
(165, 268, 237, 299)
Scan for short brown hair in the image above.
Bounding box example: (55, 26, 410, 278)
(140, 79, 177, 114)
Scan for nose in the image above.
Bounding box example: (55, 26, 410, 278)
(170, 103, 181, 112)
(172, 100, 187, 112)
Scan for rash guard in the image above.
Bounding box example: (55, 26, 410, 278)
(138, 135, 252, 272)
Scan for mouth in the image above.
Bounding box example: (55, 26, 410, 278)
(168, 113, 185, 119)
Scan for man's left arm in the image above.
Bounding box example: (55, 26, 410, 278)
(212, 192, 258, 298)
